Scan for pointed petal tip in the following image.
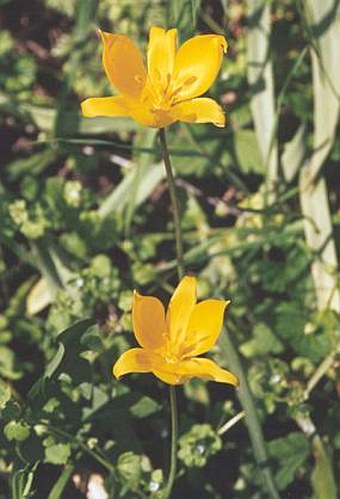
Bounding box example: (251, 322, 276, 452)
(181, 274, 197, 286)
(215, 114, 226, 127)
(221, 36, 228, 53)
(80, 99, 93, 118)
(112, 363, 120, 379)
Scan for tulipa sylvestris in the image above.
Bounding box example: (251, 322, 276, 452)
(81, 27, 227, 128)
(113, 276, 238, 386)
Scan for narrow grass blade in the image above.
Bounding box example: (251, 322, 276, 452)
(304, 0, 340, 181)
(281, 123, 307, 183)
(124, 128, 157, 235)
(220, 332, 280, 499)
(98, 161, 164, 219)
(47, 466, 75, 499)
(299, 0, 340, 312)
(246, 0, 278, 190)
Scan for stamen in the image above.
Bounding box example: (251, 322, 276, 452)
(154, 69, 162, 81)
(134, 74, 144, 85)
(183, 76, 197, 86)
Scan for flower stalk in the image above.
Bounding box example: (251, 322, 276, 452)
(163, 386, 178, 499)
(159, 126, 181, 499)
(159, 127, 184, 279)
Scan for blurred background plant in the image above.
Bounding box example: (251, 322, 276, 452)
(0, 0, 339, 498)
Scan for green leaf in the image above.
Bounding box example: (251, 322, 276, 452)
(45, 343, 66, 379)
(45, 443, 71, 465)
(10, 464, 38, 499)
(233, 129, 264, 174)
(268, 432, 310, 490)
(130, 396, 161, 419)
(4, 420, 30, 442)
(311, 436, 337, 499)
(124, 128, 157, 234)
(98, 161, 164, 219)
(0, 378, 11, 408)
(299, 0, 340, 312)
(47, 465, 75, 499)
(6, 148, 56, 181)
(305, 0, 340, 181)
(240, 323, 284, 358)
(169, 0, 199, 33)
(246, 0, 278, 184)
(26, 277, 54, 316)
(281, 123, 307, 182)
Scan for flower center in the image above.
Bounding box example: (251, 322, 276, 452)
(143, 74, 199, 112)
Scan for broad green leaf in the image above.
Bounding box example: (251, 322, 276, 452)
(45, 443, 71, 465)
(130, 396, 161, 419)
(4, 420, 30, 442)
(240, 323, 283, 358)
(57, 318, 96, 349)
(268, 432, 310, 491)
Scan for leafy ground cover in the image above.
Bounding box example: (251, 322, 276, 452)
(0, 0, 339, 498)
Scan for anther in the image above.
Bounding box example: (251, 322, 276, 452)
(134, 74, 144, 85)
(183, 76, 197, 86)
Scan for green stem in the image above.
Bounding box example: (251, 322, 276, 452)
(304, 344, 340, 400)
(158, 128, 182, 498)
(163, 386, 178, 499)
(220, 333, 280, 499)
(218, 410, 246, 436)
(159, 128, 184, 279)
(47, 424, 114, 473)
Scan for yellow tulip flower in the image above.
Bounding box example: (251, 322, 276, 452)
(81, 27, 227, 128)
(113, 276, 238, 386)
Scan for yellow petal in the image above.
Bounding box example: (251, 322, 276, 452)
(81, 96, 131, 118)
(171, 97, 225, 127)
(166, 276, 197, 347)
(174, 357, 239, 386)
(130, 104, 175, 128)
(99, 30, 147, 99)
(132, 291, 166, 350)
(171, 34, 227, 101)
(147, 27, 177, 94)
(152, 369, 184, 385)
(181, 300, 230, 357)
(113, 348, 162, 379)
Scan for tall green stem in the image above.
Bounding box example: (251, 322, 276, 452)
(159, 128, 182, 498)
(163, 386, 178, 499)
(220, 333, 280, 499)
(159, 128, 184, 279)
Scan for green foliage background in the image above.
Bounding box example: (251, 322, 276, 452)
(0, 0, 339, 497)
